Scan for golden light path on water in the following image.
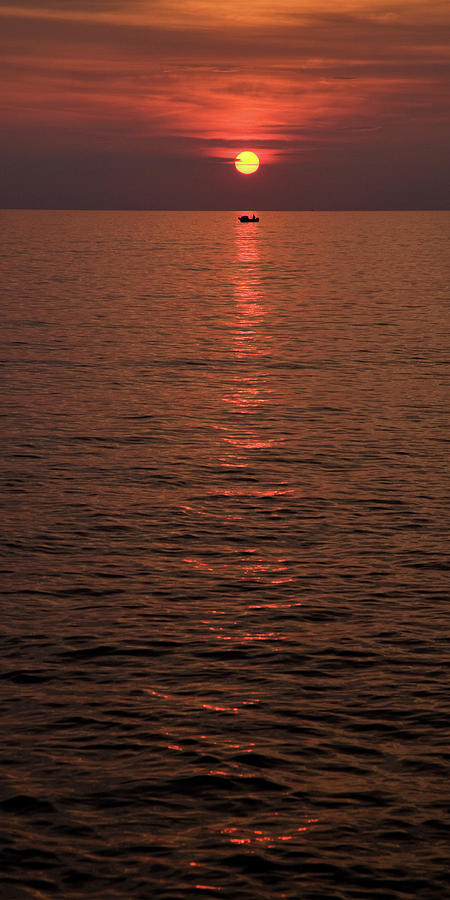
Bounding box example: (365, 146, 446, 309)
(219, 221, 296, 597)
(181, 223, 300, 603)
(159, 219, 320, 862)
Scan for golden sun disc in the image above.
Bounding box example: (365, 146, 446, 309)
(235, 151, 260, 174)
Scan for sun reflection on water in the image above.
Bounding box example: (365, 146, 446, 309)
(213, 223, 296, 597)
(181, 220, 299, 634)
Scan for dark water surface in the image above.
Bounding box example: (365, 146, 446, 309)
(0, 210, 449, 899)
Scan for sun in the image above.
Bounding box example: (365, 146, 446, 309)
(235, 151, 260, 175)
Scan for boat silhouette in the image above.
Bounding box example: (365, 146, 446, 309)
(238, 214, 259, 223)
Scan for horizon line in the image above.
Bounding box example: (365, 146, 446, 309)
(2, 207, 449, 213)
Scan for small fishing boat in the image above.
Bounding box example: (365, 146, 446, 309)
(238, 214, 259, 223)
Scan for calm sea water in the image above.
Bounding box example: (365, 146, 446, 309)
(0, 210, 449, 900)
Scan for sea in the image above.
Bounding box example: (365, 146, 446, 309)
(0, 210, 449, 900)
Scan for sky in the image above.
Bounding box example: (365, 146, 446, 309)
(1, 0, 449, 209)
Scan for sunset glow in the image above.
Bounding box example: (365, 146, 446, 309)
(0, 0, 448, 207)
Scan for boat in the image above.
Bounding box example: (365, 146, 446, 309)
(238, 214, 259, 223)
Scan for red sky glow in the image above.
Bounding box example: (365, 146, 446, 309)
(1, 0, 449, 207)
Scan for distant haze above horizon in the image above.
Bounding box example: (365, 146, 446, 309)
(1, 0, 449, 210)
